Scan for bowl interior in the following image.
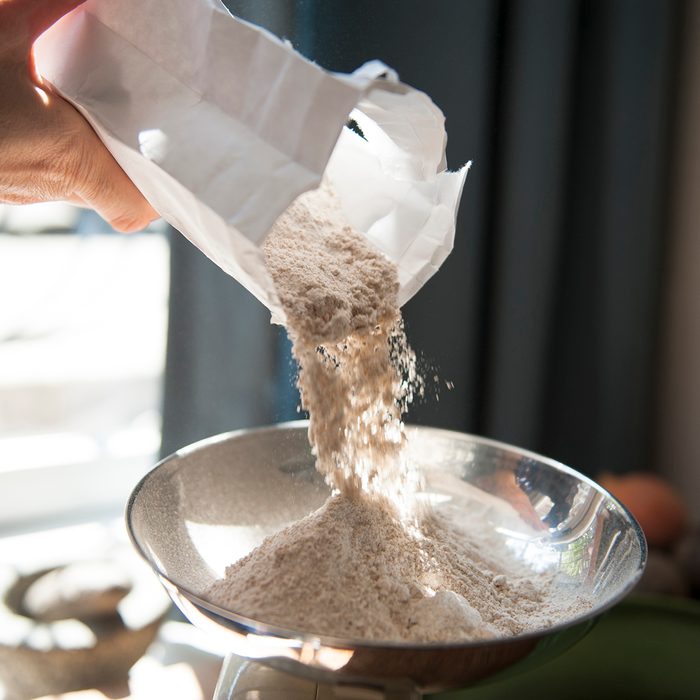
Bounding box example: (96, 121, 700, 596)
(127, 423, 646, 643)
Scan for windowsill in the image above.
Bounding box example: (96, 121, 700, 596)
(0, 452, 156, 535)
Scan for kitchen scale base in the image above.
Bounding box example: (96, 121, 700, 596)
(215, 653, 421, 699)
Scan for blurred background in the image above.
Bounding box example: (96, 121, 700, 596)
(1, 0, 699, 698)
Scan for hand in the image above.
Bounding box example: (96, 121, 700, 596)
(0, 0, 158, 232)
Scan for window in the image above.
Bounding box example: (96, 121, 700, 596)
(0, 203, 168, 531)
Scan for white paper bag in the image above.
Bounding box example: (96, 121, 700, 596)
(35, 0, 469, 321)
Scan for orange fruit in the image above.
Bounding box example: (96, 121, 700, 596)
(598, 472, 689, 549)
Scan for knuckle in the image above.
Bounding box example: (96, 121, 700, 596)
(59, 128, 97, 190)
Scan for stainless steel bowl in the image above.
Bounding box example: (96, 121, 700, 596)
(126, 421, 646, 693)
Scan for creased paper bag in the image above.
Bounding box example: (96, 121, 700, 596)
(35, 0, 469, 321)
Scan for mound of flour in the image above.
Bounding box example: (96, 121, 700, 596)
(206, 494, 578, 642)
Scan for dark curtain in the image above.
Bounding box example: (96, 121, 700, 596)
(161, 0, 681, 477)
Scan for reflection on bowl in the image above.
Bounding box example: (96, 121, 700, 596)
(127, 421, 646, 692)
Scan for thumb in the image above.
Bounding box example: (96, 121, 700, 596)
(74, 127, 159, 233)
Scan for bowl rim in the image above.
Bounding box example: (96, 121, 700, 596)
(125, 420, 648, 652)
